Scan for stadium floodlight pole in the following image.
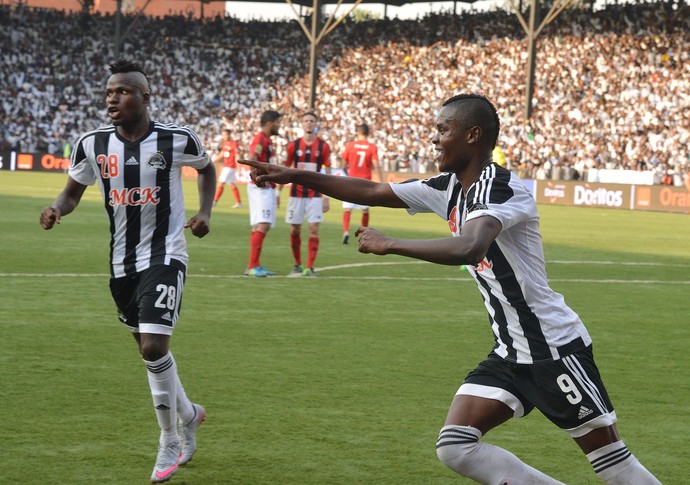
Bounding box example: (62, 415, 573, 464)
(114, 0, 122, 59)
(508, 0, 574, 120)
(285, 0, 364, 110)
(524, 0, 539, 120)
(113, 0, 154, 60)
(308, 0, 323, 110)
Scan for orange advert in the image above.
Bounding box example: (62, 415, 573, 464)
(17, 154, 34, 170)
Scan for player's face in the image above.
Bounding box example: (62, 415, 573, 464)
(431, 104, 471, 173)
(302, 115, 317, 134)
(105, 72, 150, 127)
(270, 119, 282, 136)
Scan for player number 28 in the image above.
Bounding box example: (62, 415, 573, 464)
(556, 374, 583, 404)
(154, 284, 177, 310)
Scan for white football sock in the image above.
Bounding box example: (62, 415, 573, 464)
(436, 425, 566, 485)
(169, 352, 195, 424)
(144, 352, 178, 445)
(587, 441, 661, 484)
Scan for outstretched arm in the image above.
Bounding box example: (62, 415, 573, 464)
(239, 159, 407, 208)
(39, 176, 88, 230)
(185, 162, 216, 238)
(355, 215, 502, 266)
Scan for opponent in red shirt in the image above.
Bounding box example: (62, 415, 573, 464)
(340, 123, 383, 244)
(281, 112, 331, 277)
(245, 110, 282, 277)
(212, 128, 242, 208)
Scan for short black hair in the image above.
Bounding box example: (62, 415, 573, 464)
(356, 123, 369, 137)
(302, 111, 318, 121)
(260, 110, 282, 125)
(442, 94, 500, 148)
(109, 59, 150, 87)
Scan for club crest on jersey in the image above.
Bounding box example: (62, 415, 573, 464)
(147, 152, 167, 170)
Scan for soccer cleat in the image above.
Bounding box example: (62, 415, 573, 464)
(232, 203, 243, 209)
(342, 233, 349, 245)
(150, 440, 180, 483)
(179, 403, 206, 466)
(245, 266, 267, 277)
(287, 265, 304, 277)
(302, 268, 319, 278)
(212, 200, 217, 207)
(259, 266, 276, 276)
(244, 266, 276, 277)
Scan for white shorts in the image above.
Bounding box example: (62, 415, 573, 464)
(343, 201, 370, 210)
(218, 166, 237, 184)
(248, 184, 276, 226)
(286, 197, 323, 224)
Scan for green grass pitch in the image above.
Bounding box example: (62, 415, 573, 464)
(0, 171, 687, 484)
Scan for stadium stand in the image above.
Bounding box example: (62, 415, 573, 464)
(0, 2, 688, 182)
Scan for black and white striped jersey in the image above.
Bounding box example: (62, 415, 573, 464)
(390, 163, 592, 364)
(68, 121, 211, 278)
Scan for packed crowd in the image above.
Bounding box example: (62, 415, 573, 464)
(1, 1, 689, 182)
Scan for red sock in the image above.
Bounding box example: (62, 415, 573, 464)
(307, 237, 319, 269)
(232, 187, 241, 204)
(290, 233, 302, 265)
(361, 213, 369, 227)
(214, 185, 224, 202)
(343, 211, 351, 233)
(248, 231, 266, 268)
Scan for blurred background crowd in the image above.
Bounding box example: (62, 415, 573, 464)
(1, 1, 688, 183)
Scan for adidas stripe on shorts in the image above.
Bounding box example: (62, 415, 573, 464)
(109, 263, 186, 336)
(458, 345, 617, 437)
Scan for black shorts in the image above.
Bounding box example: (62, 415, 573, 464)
(109, 264, 186, 336)
(459, 346, 617, 437)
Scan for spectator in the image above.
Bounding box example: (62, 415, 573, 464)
(1, 3, 688, 182)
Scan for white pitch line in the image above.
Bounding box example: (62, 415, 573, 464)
(318, 276, 690, 284)
(1, 258, 689, 281)
(547, 260, 690, 268)
(318, 260, 690, 270)
(317, 261, 427, 271)
(1, 271, 689, 285)
(2, 258, 688, 280)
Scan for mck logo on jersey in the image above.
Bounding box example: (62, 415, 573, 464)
(109, 186, 161, 207)
(147, 151, 167, 170)
(448, 206, 459, 235)
(472, 259, 493, 273)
